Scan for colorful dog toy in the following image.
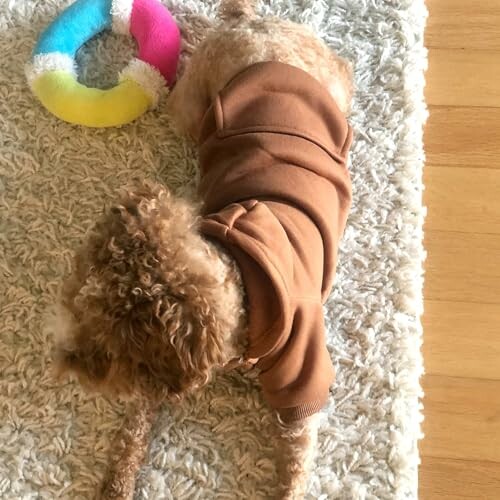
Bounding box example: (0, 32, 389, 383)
(26, 0, 180, 127)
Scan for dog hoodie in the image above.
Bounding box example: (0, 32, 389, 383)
(198, 61, 353, 421)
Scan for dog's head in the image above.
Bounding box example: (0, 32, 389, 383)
(53, 181, 245, 401)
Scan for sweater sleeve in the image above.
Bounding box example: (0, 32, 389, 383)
(200, 200, 335, 421)
(257, 299, 335, 422)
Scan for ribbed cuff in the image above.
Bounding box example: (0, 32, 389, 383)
(277, 399, 324, 422)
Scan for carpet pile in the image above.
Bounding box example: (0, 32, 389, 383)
(0, 0, 427, 498)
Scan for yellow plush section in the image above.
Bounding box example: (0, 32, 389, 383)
(31, 71, 152, 127)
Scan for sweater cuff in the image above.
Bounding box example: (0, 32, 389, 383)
(277, 399, 324, 422)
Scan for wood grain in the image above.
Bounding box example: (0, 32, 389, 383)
(424, 166, 500, 234)
(426, 49, 500, 107)
(423, 300, 500, 380)
(426, 0, 500, 50)
(425, 107, 500, 169)
(425, 230, 500, 304)
(420, 457, 500, 499)
(422, 0, 500, 497)
(421, 375, 500, 463)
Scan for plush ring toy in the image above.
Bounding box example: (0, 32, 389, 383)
(26, 0, 180, 127)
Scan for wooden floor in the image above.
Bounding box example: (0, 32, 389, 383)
(421, 1, 500, 498)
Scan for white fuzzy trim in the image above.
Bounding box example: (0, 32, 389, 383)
(119, 58, 167, 108)
(25, 52, 76, 86)
(111, 0, 133, 35)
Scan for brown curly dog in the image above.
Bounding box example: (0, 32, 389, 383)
(53, 0, 354, 498)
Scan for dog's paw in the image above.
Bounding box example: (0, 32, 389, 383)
(99, 476, 135, 500)
(276, 488, 305, 500)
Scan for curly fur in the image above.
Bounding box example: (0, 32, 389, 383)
(275, 414, 320, 499)
(55, 181, 246, 401)
(54, 0, 353, 498)
(98, 398, 158, 500)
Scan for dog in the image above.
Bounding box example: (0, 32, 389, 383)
(53, 1, 354, 498)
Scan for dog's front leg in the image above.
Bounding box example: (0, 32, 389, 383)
(275, 413, 320, 500)
(99, 398, 159, 500)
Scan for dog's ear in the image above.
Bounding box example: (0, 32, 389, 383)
(54, 342, 112, 384)
(50, 302, 115, 387)
(126, 283, 227, 398)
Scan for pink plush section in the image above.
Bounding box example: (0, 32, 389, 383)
(130, 0, 180, 85)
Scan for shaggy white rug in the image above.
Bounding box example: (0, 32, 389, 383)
(0, 0, 427, 498)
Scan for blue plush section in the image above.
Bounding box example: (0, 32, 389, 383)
(33, 0, 112, 57)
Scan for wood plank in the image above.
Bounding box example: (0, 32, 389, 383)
(425, 230, 500, 304)
(426, 49, 500, 107)
(423, 300, 500, 380)
(422, 3, 500, 499)
(424, 166, 500, 234)
(421, 375, 500, 462)
(426, 0, 500, 50)
(420, 456, 500, 499)
(425, 107, 500, 169)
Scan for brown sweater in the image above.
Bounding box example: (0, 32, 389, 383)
(198, 61, 353, 421)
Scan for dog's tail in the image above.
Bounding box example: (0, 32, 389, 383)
(218, 0, 257, 21)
